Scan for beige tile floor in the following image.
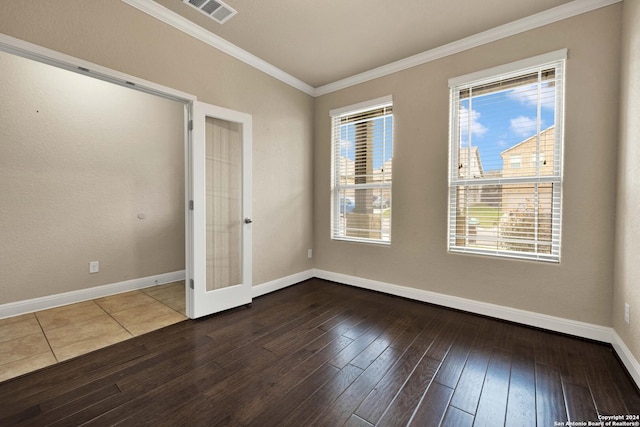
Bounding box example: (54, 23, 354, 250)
(0, 281, 186, 382)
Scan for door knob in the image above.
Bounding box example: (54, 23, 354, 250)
(244, 218, 253, 224)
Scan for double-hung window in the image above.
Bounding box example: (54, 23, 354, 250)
(330, 96, 393, 244)
(448, 50, 566, 262)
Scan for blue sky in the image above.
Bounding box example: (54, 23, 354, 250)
(459, 81, 556, 171)
(337, 82, 555, 173)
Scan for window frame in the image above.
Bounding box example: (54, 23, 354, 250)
(447, 50, 566, 262)
(510, 155, 522, 169)
(330, 95, 394, 245)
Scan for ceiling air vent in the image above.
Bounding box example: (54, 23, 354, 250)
(184, 0, 237, 24)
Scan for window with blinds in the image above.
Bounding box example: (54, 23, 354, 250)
(330, 96, 393, 244)
(447, 50, 566, 262)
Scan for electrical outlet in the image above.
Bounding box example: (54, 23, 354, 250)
(308, 249, 313, 259)
(89, 261, 99, 274)
(624, 303, 630, 324)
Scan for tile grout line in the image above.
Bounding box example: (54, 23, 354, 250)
(1, 285, 186, 382)
(141, 291, 187, 317)
(94, 287, 186, 336)
(93, 296, 137, 338)
(33, 312, 60, 363)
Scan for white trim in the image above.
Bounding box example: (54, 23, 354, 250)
(189, 101, 253, 318)
(312, 269, 640, 388)
(0, 33, 197, 323)
(0, 271, 186, 320)
(0, 33, 196, 103)
(3, 267, 637, 387)
(329, 95, 393, 117)
(448, 54, 565, 264)
(252, 269, 315, 298)
(611, 332, 640, 388)
(117, 0, 620, 97)
(448, 49, 567, 87)
(313, 269, 611, 341)
(314, 0, 619, 96)
(120, 0, 315, 97)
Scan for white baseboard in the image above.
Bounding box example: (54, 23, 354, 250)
(3, 266, 638, 389)
(0, 267, 312, 319)
(0, 270, 186, 319)
(611, 331, 640, 388)
(312, 268, 640, 388)
(313, 269, 612, 341)
(252, 269, 315, 298)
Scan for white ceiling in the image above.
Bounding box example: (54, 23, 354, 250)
(145, 0, 613, 93)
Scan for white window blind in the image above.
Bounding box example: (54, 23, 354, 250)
(448, 51, 566, 262)
(330, 96, 393, 244)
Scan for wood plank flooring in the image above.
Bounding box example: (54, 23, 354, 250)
(1, 279, 638, 426)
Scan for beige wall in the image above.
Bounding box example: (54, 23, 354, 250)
(0, 51, 185, 304)
(1, 2, 633, 355)
(0, 0, 314, 303)
(314, 5, 622, 326)
(614, 0, 640, 364)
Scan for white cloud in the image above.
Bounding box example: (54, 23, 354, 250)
(510, 116, 539, 137)
(339, 138, 353, 152)
(459, 106, 488, 139)
(507, 82, 556, 110)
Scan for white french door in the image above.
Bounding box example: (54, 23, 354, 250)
(187, 101, 252, 318)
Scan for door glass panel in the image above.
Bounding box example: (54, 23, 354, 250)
(205, 117, 242, 291)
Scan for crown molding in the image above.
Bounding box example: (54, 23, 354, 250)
(121, 0, 620, 98)
(120, 0, 315, 97)
(314, 0, 622, 96)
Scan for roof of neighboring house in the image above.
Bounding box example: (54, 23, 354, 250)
(500, 125, 555, 156)
(459, 146, 484, 178)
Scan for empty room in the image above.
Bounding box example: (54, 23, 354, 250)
(0, 0, 639, 425)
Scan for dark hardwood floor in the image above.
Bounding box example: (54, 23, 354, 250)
(1, 279, 639, 426)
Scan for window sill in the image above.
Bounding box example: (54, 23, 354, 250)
(448, 246, 559, 263)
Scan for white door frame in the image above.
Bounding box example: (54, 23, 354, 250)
(187, 101, 253, 318)
(0, 34, 208, 316)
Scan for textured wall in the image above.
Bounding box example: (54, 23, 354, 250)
(314, 5, 622, 326)
(0, 0, 314, 303)
(0, 52, 185, 303)
(614, 0, 640, 364)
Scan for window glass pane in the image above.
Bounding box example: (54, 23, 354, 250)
(500, 182, 554, 254)
(456, 75, 557, 180)
(509, 155, 522, 169)
(332, 101, 392, 243)
(338, 115, 392, 185)
(449, 58, 563, 262)
(453, 183, 555, 255)
(335, 187, 390, 241)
